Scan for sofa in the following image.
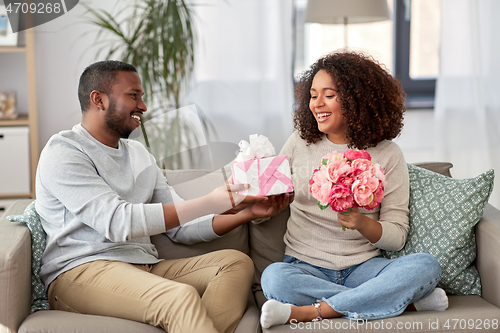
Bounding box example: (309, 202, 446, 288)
(1, 162, 500, 333)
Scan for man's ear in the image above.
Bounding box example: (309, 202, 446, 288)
(89, 90, 107, 111)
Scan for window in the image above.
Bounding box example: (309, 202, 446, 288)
(394, 0, 441, 108)
(294, 0, 441, 109)
(294, 0, 394, 78)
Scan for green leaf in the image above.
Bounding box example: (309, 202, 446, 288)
(322, 158, 328, 166)
(318, 202, 329, 210)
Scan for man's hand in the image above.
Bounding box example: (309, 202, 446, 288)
(209, 183, 267, 215)
(211, 191, 294, 236)
(246, 192, 294, 219)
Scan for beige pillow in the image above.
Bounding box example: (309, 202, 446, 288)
(248, 207, 290, 308)
(413, 162, 453, 177)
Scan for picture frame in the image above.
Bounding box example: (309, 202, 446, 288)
(0, 5, 18, 46)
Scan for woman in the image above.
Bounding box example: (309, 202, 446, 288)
(260, 51, 448, 328)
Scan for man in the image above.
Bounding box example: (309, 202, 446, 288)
(36, 60, 291, 333)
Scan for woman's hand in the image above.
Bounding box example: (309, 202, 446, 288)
(337, 207, 382, 243)
(337, 207, 364, 230)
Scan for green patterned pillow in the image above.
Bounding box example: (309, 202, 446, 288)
(384, 164, 494, 296)
(8, 200, 50, 313)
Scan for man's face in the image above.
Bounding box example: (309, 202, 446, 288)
(104, 71, 146, 139)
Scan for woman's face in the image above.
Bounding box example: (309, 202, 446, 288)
(309, 70, 348, 144)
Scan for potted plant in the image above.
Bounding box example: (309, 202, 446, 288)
(83, 0, 216, 169)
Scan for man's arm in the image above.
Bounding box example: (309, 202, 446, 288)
(164, 192, 293, 245)
(162, 183, 268, 231)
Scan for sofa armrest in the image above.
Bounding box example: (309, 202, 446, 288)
(476, 203, 500, 308)
(0, 200, 34, 333)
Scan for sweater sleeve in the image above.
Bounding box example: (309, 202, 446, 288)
(371, 143, 410, 251)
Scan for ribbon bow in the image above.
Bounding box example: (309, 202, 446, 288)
(236, 134, 276, 162)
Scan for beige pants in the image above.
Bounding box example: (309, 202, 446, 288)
(48, 249, 254, 333)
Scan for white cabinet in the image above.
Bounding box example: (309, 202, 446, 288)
(0, 126, 30, 195)
(0, 29, 38, 199)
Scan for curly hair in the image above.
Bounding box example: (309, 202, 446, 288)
(293, 51, 406, 149)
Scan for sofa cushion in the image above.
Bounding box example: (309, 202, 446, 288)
(384, 164, 494, 295)
(248, 207, 290, 308)
(7, 200, 50, 313)
(262, 295, 500, 332)
(152, 224, 249, 260)
(18, 310, 164, 333)
(476, 204, 500, 308)
(413, 162, 453, 177)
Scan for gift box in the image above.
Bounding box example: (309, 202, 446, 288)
(231, 134, 294, 196)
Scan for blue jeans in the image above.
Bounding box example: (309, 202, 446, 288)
(261, 253, 441, 320)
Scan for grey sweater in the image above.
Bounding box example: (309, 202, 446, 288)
(36, 124, 219, 290)
(281, 132, 410, 270)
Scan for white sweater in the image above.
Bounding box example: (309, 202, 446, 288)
(281, 132, 410, 270)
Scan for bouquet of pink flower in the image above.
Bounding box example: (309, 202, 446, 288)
(309, 149, 386, 230)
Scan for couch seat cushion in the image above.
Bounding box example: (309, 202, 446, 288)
(263, 296, 500, 333)
(18, 310, 164, 333)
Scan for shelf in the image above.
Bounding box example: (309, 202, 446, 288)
(0, 115, 29, 126)
(0, 46, 27, 53)
(0, 30, 38, 200)
(0, 193, 32, 200)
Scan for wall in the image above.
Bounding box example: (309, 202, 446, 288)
(395, 108, 435, 164)
(31, 1, 120, 147)
(29, 3, 496, 208)
(31, 4, 437, 158)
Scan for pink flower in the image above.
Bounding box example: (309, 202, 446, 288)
(364, 182, 384, 210)
(326, 159, 351, 183)
(373, 163, 386, 187)
(329, 184, 354, 213)
(338, 168, 362, 187)
(352, 172, 380, 206)
(310, 166, 332, 206)
(309, 149, 385, 218)
(344, 149, 371, 162)
(351, 159, 374, 173)
(322, 151, 343, 162)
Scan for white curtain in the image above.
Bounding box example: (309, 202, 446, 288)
(187, 0, 295, 155)
(434, 0, 500, 208)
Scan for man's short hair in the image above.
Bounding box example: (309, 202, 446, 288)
(78, 60, 137, 112)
